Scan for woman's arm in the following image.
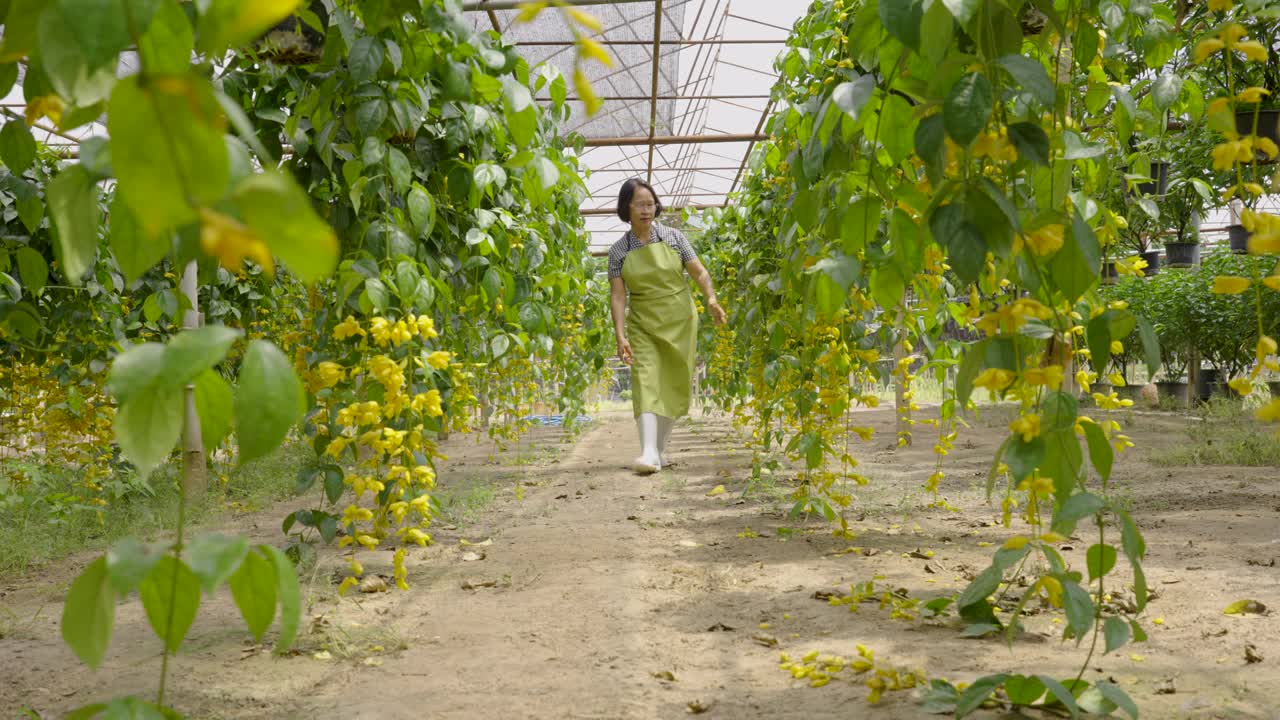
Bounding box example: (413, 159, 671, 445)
(685, 259, 727, 324)
(609, 276, 633, 363)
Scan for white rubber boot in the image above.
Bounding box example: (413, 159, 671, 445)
(633, 412, 662, 474)
(656, 415, 674, 467)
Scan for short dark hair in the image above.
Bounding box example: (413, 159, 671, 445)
(616, 178, 664, 222)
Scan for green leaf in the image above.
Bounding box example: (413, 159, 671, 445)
(1087, 543, 1117, 581)
(61, 556, 116, 669)
(1051, 491, 1103, 536)
(956, 673, 1009, 718)
(355, 98, 387, 136)
(1103, 615, 1131, 654)
(1081, 419, 1113, 482)
(193, 369, 233, 451)
(137, 0, 194, 74)
(139, 555, 201, 653)
(1037, 675, 1082, 718)
(108, 195, 168, 284)
(234, 340, 305, 464)
(48, 164, 100, 285)
(1062, 131, 1105, 160)
(348, 36, 384, 82)
(163, 326, 241, 386)
(0, 121, 37, 173)
(0, 0, 47, 63)
(1118, 509, 1145, 561)
(36, 7, 118, 106)
(387, 147, 411, 194)
(100, 697, 170, 720)
(228, 548, 277, 642)
(1086, 316, 1110, 377)
(108, 342, 168, 405)
(364, 277, 390, 311)
(106, 538, 165, 596)
(323, 465, 345, 504)
(259, 544, 301, 652)
(840, 197, 877, 255)
(1041, 391, 1078, 433)
(955, 338, 988, 407)
(1094, 681, 1139, 719)
(54, 0, 148, 69)
(879, 93, 917, 164)
(233, 169, 338, 283)
(407, 185, 436, 235)
(940, 0, 979, 24)
(1004, 674, 1047, 705)
(15, 246, 47, 293)
(831, 76, 875, 121)
(957, 563, 1002, 611)
(108, 74, 229, 236)
(114, 384, 183, 479)
(1136, 316, 1161, 378)
(185, 534, 250, 594)
(1151, 73, 1181, 112)
(473, 162, 507, 190)
(1048, 210, 1100, 303)
(1005, 435, 1045, 482)
(198, 0, 301, 55)
(944, 72, 992, 146)
(879, 0, 923, 50)
(1061, 578, 1094, 639)
(997, 55, 1054, 107)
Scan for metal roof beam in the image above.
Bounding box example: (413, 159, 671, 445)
(645, 0, 665, 184)
(584, 132, 767, 147)
(463, 0, 650, 9)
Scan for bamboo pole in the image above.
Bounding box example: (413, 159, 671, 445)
(180, 260, 206, 496)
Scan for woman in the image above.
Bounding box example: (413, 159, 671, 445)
(607, 178, 726, 474)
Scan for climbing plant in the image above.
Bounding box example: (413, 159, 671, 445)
(696, 0, 1276, 714)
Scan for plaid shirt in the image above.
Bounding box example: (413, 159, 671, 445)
(606, 223, 698, 280)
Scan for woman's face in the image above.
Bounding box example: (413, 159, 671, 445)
(630, 187, 656, 225)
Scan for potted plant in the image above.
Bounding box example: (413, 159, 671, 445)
(1230, 13, 1280, 148)
(1159, 173, 1213, 267)
(1186, 253, 1262, 402)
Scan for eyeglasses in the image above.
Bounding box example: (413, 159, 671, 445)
(630, 202, 657, 211)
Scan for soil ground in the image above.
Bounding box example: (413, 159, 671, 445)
(2, 405, 1278, 719)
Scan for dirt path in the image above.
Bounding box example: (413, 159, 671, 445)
(3, 408, 1279, 719)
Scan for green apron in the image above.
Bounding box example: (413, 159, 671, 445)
(623, 240, 697, 419)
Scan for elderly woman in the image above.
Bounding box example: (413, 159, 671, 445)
(608, 178, 726, 474)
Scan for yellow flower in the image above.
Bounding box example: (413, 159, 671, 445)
(324, 436, 351, 458)
(1256, 137, 1280, 159)
(426, 351, 453, 370)
(199, 208, 274, 275)
(333, 316, 365, 341)
(1236, 40, 1268, 62)
(390, 320, 414, 346)
(25, 95, 65, 128)
(1023, 365, 1064, 390)
(402, 527, 432, 547)
(1003, 536, 1030, 550)
(1237, 87, 1270, 104)
(1266, 276, 1280, 292)
(1108, 372, 1126, 386)
(1115, 256, 1147, 277)
(1223, 23, 1248, 44)
(1212, 139, 1252, 171)
(1037, 576, 1063, 607)
(412, 389, 444, 417)
(1259, 336, 1278, 360)
(355, 534, 379, 550)
(1039, 532, 1068, 543)
(1020, 224, 1065, 256)
(1009, 413, 1041, 442)
(313, 361, 344, 389)
(1212, 276, 1251, 294)
(1110, 340, 1123, 354)
(368, 355, 405, 394)
(974, 367, 1016, 392)
(1194, 37, 1225, 63)
(337, 576, 359, 596)
(973, 128, 1018, 163)
(1208, 0, 1232, 10)
(1258, 398, 1280, 422)
(1228, 377, 1254, 396)
(369, 317, 393, 346)
(416, 315, 439, 339)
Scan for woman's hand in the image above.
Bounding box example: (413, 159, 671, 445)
(707, 299, 727, 325)
(616, 335, 634, 364)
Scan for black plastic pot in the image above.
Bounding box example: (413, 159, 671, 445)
(1228, 224, 1251, 254)
(1101, 261, 1118, 284)
(1156, 380, 1189, 405)
(1235, 108, 1280, 146)
(1141, 250, 1161, 276)
(1195, 368, 1225, 403)
(1270, 381, 1280, 399)
(1164, 242, 1200, 268)
(1135, 161, 1170, 196)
